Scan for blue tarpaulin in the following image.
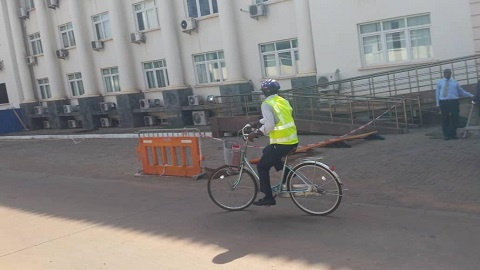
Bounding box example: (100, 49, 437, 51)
(0, 109, 24, 134)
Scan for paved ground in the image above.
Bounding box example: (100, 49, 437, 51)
(0, 127, 479, 269)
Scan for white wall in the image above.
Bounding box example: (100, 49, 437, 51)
(3, 0, 476, 107)
(310, 0, 475, 79)
(0, 1, 21, 109)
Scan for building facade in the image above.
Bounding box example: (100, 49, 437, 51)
(0, 0, 476, 129)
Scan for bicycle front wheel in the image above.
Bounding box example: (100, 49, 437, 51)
(208, 165, 258, 211)
(287, 161, 342, 216)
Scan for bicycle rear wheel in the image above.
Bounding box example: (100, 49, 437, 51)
(287, 161, 342, 216)
(208, 165, 258, 211)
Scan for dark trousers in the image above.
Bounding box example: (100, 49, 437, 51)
(257, 143, 298, 199)
(439, 99, 460, 138)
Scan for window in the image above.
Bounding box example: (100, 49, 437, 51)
(59, 22, 76, 48)
(260, 39, 299, 77)
(143, 60, 169, 89)
(29, 33, 43, 55)
(255, 0, 268, 3)
(102, 67, 120, 93)
(359, 14, 432, 66)
(193, 51, 226, 84)
(134, 0, 159, 31)
(0, 83, 9, 104)
(92, 13, 112, 40)
(37, 78, 51, 100)
(186, 0, 218, 18)
(67, 73, 85, 96)
(24, 0, 34, 10)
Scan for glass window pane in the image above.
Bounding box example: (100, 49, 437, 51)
(134, 4, 142, 11)
(206, 52, 217, 60)
(146, 71, 156, 88)
(38, 41, 43, 54)
(46, 85, 51, 98)
(276, 41, 291, 50)
(363, 35, 384, 65)
(294, 50, 300, 72)
(218, 51, 224, 59)
(383, 19, 405, 30)
(408, 15, 430, 27)
(263, 54, 278, 77)
(156, 70, 167, 87)
(291, 39, 298, 48)
(95, 24, 103, 40)
(221, 61, 227, 81)
(68, 74, 75, 80)
(113, 76, 120, 91)
(212, 0, 218, 13)
(360, 23, 381, 34)
(75, 73, 82, 79)
(261, 44, 275, 53)
(411, 28, 432, 60)
(147, 9, 158, 28)
(196, 63, 208, 83)
(111, 67, 118, 74)
(153, 61, 160, 68)
(144, 62, 153, 69)
(386, 32, 407, 62)
(62, 33, 69, 47)
(102, 69, 110, 75)
(93, 15, 100, 22)
(105, 77, 113, 92)
(137, 12, 146, 31)
(199, 0, 211, 16)
(102, 13, 109, 20)
(69, 31, 76, 46)
(78, 80, 85, 95)
(208, 62, 221, 82)
(104, 21, 112, 38)
(194, 55, 205, 62)
(187, 0, 198, 17)
(279, 52, 293, 75)
(70, 82, 77, 96)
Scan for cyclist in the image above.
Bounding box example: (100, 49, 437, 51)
(248, 79, 299, 206)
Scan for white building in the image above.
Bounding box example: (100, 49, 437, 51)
(0, 0, 478, 130)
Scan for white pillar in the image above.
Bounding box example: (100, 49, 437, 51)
(217, 1, 245, 82)
(108, 0, 138, 93)
(33, 0, 65, 100)
(294, 0, 316, 75)
(4, 0, 36, 102)
(157, 0, 186, 88)
(70, 0, 99, 97)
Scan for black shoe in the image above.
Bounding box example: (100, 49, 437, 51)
(252, 197, 276, 206)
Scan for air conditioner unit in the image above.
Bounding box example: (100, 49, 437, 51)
(34, 106, 46, 115)
(139, 99, 161, 109)
(317, 71, 341, 91)
(26, 56, 36, 66)
(55, 49, 69, 59)
(91, 40, 104, 51)
(63, 105, 79, 114)
(249, 3, 266, 18)
(192, 111, 208, 126)
(47, 0, 59, 9)
(180, 17, 197, 33)
(100, 118, 112, 128)
(18, 7, 29, 19)
(43, 120, 51, 129)
(130, 32, 146, 44)
(188, 95, 201, 106)
(100, 102, 116, 112)
(67, 120, 80, 129)
(144, 116, 157, 126)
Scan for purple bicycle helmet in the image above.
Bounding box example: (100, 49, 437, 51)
(260, 79, 281, 94)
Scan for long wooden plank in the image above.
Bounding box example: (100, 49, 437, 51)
(248, 131, 378, 164)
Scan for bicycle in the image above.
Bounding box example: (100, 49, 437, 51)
(207, 124, 343, 216)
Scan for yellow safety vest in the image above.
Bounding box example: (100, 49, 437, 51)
(264, 95, 299, 145)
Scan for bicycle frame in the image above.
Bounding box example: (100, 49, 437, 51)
(230, 126, 325, 196)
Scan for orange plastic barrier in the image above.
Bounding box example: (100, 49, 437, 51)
(137, 136, 202, 177)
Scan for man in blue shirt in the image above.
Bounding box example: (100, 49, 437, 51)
(436, 69, 474, 140)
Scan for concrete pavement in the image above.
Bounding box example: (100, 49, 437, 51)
(0, 127, 479, 269)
